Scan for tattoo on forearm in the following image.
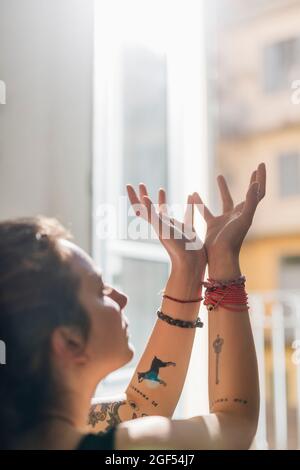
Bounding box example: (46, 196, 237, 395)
(130, 385, 159, 407)
(211, 398, 228, 406)
(88, 400, 126, 431)
(130, 385, 149, 401)
(211, 397, 248, 408)
(213, 335, 224, 385)
(128, 400, 148, 419)
(88, 399, 150, 432)
(137, 356, 176, 387)
(87, 355, 176, 430)
(234, 398, 248, 405)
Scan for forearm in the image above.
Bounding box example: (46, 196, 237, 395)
(207, 254, 259, 434)
(126, 260, 206, 417)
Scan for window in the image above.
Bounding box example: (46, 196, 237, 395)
(263, 37, 300, 93)
(279, 256, 300, 323)
(279, 153, 300, 197)
(93, 0, 209, 417)
(280, 256, 300, 291)
(122, 47, 168, 199)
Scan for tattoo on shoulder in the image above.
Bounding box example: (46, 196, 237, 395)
(88, 400, 126, 432)
(88, 399, 148, 433)
(213, 335, 224, 385)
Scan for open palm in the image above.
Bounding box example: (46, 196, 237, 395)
(126, 183, 206, 267)
(192, 163, 266, 258)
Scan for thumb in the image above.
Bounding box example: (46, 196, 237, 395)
(242, 182, 260, 221)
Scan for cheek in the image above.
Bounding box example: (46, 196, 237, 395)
(90, 303, 124, 352)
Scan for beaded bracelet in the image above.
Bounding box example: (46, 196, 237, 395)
(157, 310, 204, 328)
(201, 275, 246, 289)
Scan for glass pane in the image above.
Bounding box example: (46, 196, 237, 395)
(121, 45, 168, 198)
(113, 256, 169, 367)
(279, 154, 300, 197)
(263, 38, 300, 92)
(211, 0, 300, 449)
(280, 256, 300, 290)
(96, 256, 169, 397)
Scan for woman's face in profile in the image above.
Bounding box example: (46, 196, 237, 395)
(58, 240, 134, 377)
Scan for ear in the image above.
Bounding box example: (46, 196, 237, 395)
(51, 326, 88, 365)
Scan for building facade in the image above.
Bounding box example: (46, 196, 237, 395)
(212, 0, 300, 293)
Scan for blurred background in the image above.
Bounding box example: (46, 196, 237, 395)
(0, 0, 300, 449)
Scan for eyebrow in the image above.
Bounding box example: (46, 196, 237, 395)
(91, 268, 113, 294)
(89, 269, 104, 286)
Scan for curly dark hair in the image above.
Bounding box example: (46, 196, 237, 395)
(0, 216, 90, 449)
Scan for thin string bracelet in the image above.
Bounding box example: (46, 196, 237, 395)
(162, 293, 203, 304)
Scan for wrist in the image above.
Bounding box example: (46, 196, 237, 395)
(171, 250, 207, 279)
(208, 251, 241, 281)
(161, 266, 205, 320)
(169, 261, 205, 294)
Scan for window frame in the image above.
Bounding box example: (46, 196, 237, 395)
(278, 152, 300, 198)
(92, 0, 211, 418)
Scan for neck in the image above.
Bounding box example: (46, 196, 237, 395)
(48, 386, 95, 430)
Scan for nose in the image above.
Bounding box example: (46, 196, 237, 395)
(107, 287, 128, 310)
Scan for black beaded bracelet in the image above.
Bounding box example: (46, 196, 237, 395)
(157, 310, 204, 329)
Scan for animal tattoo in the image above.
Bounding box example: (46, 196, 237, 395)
(137, 356, 176, 386)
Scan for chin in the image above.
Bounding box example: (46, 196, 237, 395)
(125, 341, 135, 362)
(112, 340, 135, 371)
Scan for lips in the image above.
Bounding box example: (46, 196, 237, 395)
(121, 313, 129, 330)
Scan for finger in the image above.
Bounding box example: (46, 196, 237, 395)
(192, 192, 214, 222)
(126, 185, 141, 215)
(141, 195, 156, 222)
(249, 170, 257, 186)
(234, 201, 245, 215)
(127, 185, 149, 219)
(139, 183, 149, 201)
(217, 175, 234, 213)
(184, 195, 194, 227)
(143, 196, 177, 240)
(242, 182, 260, 221)
(256, 162, 266, 201)
(161, 213, 184, 232)
(158, 188, 168, 215)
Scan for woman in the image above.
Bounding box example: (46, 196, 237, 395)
(0, 163, 266, 450)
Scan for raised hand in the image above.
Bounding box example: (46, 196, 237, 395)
(126, 183, 206, 270)
(192, 163, 266, 280)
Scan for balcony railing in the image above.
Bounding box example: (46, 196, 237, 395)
(250, 290, 300, 450)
